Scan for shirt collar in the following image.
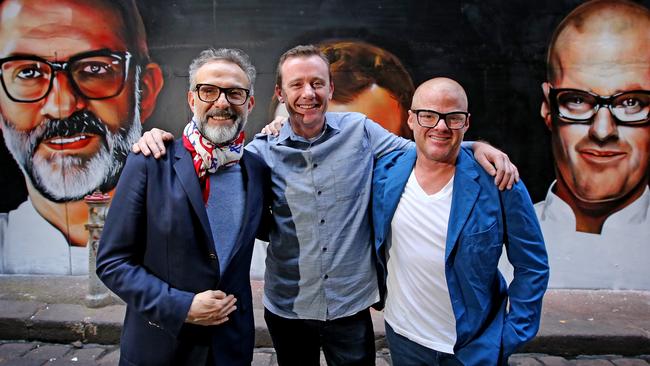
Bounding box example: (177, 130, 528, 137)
(276, 112, 341, 145)
(539, 180, 650, 229)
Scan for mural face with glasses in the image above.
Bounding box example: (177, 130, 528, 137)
(0, 0, 163, 275)
(525, 0, 650, 290)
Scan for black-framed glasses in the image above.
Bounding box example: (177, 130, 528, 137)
(410, 109, 469, 130)
(0, 50, 132, 103)
(195, 84, 250, 106)
(548, 87, 650, 125)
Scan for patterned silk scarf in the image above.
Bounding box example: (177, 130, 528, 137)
(182, 119, 245, 203)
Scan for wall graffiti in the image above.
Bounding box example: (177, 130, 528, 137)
(0, 0, 648, 290)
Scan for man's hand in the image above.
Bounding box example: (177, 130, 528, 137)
(472, 141, 519, 190)
(260, 116, 286, 136)
(185, 290, 237, 326)
(132, 128, 174, 158)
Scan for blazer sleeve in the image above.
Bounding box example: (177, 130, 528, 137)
(500, 180, 550, 358)
(96, 153, 194, 338)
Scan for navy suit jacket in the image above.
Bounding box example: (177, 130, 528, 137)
(97, 139, 271, 366)
(373, 147, 549, 366)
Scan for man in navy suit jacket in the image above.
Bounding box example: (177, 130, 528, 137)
(97, 48, 270, 366)
(372, 78, 549, 366)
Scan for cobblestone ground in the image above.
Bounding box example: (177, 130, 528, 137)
(0, 341, 649, 365)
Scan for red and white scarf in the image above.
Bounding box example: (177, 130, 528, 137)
(182, 120, 245, 203)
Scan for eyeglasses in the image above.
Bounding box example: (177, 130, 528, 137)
(410, 109, 469, 130)
(548, 87, 650, 125)
(194, 84, 250, 106)
(0, 50, 131, 103)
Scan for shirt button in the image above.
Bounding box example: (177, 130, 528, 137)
(322, 247, 327, 252)
(317, 191, 322, 195)
(313, 163, 318, 168)
(324, 274, 329, 279)
(209, 253, 217, 260)
(320, 219, 325, 224)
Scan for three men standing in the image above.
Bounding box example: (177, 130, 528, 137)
(133, 45, 519, 365)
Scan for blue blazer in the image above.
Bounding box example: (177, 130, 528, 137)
(97, 139, 271, 366)
(372, 147, 549, 366)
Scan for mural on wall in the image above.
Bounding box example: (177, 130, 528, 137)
(535, 0, 650, 289)
(0, 0, 164, 274)
(0, 0, 648, 291)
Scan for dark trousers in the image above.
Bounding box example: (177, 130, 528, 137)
(264, 308, 375, 366)
(385, 322, 462, 366)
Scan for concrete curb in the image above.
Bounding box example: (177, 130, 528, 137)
(1, 276, 649, 356)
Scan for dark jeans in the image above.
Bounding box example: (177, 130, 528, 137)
(385, 322, 462, 366)
(264, 308, 375, 366)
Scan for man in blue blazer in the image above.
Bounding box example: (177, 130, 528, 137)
(372, 78, 549, 366)
(96, 48, 271, 366)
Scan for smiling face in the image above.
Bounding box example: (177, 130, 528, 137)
(275, 55, 333, 136)
(408, 78, 469, 165)
(542, 15, 650, 204)
(188, 60, 254, 144)
(0, 0, 155, 202)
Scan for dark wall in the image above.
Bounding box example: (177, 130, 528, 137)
(2, 0, 648, 211)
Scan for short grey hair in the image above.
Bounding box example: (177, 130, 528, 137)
(188, 48, 256, 95)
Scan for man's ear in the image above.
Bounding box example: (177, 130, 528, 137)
(247, 95, 255, 114)
(138, 63, 164, 123)
(541, 82, 553, 130)
(328, 80, 334, 100)
(187, 89, 195, 111)
(464, 114, 471, 132)
(275, 84, 284, 103)
(407, 110, 416, 131)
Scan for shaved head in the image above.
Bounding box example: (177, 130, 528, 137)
(411, 77, 468, 111)
(547, 0, 650, 83)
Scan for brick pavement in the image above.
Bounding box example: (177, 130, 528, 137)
(1, 341, 649, 365)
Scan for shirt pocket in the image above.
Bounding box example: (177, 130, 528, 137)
(462, 221, 503, 276)
(333, 153, 370, 201)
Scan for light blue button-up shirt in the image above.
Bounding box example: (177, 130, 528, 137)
(246, 112, 413, 320)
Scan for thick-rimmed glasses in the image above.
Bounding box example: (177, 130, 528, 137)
(411, 109, 469, 130)
(548, 87, 650, 125)
(0, 50, 131, 103)
(194, 84, 250, 106)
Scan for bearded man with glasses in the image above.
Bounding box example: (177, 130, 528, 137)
(536, 0, 650, 289)
(0, 0, 163, 274)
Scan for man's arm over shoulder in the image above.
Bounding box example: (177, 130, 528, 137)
(361, 115, 414, 159)
(244, 133, 270, 161)
(500, 180, 550, 358)
(96, 152, 194, 337)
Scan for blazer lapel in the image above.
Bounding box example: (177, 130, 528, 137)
(380, 149, 417, 241)
(173, 140, 215, 248)
(445, 149, 480, 261)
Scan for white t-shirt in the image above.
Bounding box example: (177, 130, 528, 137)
(384, 170, 457, 353)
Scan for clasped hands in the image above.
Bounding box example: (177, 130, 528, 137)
(185, 290, 237, 326)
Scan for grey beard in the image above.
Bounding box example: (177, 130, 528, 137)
(196, 114, 246, 145)
(1, 68, 143, 202)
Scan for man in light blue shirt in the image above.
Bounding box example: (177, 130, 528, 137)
(135, 45, 517, 366)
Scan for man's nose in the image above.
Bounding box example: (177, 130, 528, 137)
(40, 73, 87, 119)
(212, 91, 230, 108)
(301, 84, 316, 98)
(434, 117, 451, 131)
(588, 107, 618, 142)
